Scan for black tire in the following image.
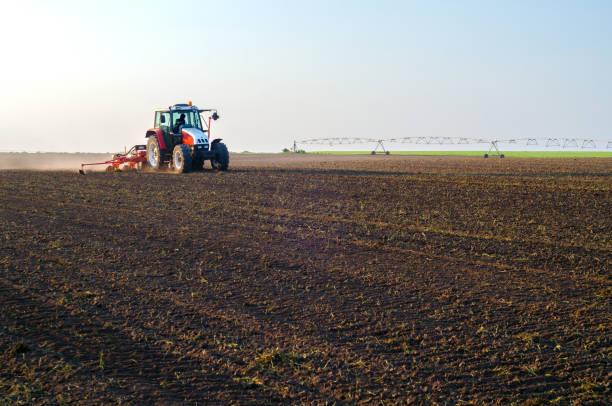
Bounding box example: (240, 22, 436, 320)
(211, 142, 229, 170)
(371, 151, 376, 155)
(173, 144, 192, 173)
(484, 153, 489, 158)
(147, 136, 163, 170)
(385, 151, 390, 155)
(500, 154, 505, 158)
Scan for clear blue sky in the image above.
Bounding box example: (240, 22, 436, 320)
(0, 0, 610, 152)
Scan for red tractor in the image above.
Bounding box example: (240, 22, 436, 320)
(146, 103, 228, 172)
(79, 102, 227, 174)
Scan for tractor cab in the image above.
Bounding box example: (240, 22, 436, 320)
(154, 104, 209, 150)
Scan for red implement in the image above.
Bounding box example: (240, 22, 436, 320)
(79, 145, 147, 175)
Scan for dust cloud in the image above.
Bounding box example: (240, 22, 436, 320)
(0, 153, 111, 171)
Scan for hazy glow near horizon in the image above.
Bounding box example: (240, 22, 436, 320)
(0, 0, 610, 152)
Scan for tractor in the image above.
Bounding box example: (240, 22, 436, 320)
(79, 102, 227, 174)
(146, 102, 228, 172)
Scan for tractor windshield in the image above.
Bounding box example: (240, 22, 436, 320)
(171, 111, 202, 131)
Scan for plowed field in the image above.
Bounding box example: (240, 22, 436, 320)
(1, 155, 610, 404)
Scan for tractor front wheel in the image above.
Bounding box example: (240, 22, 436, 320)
(147, 136, 163, 170)
(211, 142, 229, 170)
(173, 144, 192, 173)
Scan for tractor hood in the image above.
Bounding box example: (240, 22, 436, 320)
(181, 128, 209, 145)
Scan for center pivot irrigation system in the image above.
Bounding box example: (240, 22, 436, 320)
(292, 137, 611, 157)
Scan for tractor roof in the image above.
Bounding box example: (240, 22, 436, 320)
(154, 103, 198, 112)
(154, 103, 215, 113)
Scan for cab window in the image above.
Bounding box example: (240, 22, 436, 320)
(172, 112, 191, 127)
(154, 112, 170, 129)
(193, 113, 202, 129)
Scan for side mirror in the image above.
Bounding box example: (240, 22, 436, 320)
(212, 112, 219, 121)
(160, 115, 166, 123)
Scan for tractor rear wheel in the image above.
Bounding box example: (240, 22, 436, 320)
(173, 144, 192, 173)
(211, 142, 229, 170)
(147, 136, 163, 170)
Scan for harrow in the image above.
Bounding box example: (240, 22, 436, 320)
(79, 145, 147, 175)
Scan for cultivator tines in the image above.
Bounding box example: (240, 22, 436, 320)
(79, 145, 147, 175)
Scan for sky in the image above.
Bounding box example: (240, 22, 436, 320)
(0, 0, 610, 152)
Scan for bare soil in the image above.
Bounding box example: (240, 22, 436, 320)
(0, 154, 610, 404)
